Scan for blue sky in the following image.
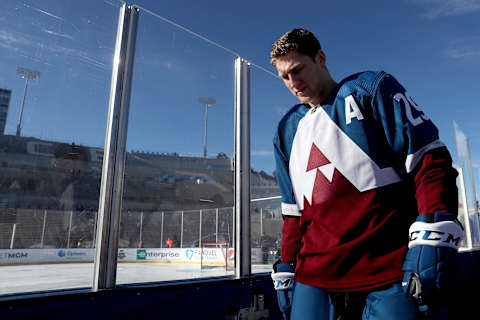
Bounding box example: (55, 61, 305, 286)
(0, 0, 479, 201)
(130, 0, 480, 161)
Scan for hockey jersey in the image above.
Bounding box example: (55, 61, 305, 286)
(273, 71, 458, 291)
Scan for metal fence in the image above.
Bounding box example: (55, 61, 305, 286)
(0, 206, 282, 250)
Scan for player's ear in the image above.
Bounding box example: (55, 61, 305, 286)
(315, 50, 326, 67)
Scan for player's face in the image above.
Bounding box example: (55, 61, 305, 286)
(275, 50, 328, 107)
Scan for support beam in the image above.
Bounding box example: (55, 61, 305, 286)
(234, 57, 251, 277)
(93, 4, 139, 291)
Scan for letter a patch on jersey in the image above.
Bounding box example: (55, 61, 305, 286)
(345, 95, 364, 124)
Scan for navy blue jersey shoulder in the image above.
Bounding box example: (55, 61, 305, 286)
(334, 70, 384, 100)
(275, 104, 309, 161)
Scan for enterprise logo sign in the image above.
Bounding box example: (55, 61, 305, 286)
(136, 249, 180, 260)
(137, 249, 147, 260)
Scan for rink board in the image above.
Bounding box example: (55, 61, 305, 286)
(0, 247, 264, 266)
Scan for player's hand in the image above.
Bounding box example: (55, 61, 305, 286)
(271, 260, 295, 320)
(402, 212, 463, 315)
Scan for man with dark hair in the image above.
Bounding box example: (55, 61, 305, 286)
(270, 28, 462, 319)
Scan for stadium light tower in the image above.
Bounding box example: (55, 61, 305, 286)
(16, 67, 40, 137)
(198, 97, 216, 157)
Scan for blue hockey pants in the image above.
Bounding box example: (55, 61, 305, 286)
(291, 281, 420, 320)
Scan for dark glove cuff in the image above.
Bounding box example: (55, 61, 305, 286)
(273, 259, 295, 273)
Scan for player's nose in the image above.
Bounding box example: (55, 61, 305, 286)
(290, 74, 302, 87)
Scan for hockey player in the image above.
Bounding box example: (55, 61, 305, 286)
(269, 28, 462, 319)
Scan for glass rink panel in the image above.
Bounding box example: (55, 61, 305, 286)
(457, 167, 480, 250)
(115, 7, 236, 285)
(249, 64, 299, 272)
(0, 0, 124, 294)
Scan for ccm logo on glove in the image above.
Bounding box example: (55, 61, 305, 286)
(271, 271, 295, 291)
(408, 221, 463, 250)
(275, 278, 292, 290)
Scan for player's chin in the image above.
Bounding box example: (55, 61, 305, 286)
(297, 96, 312, 104)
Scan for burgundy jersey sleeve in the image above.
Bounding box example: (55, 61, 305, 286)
(281, 215, 302, 263)
(412, 147, 458, 216)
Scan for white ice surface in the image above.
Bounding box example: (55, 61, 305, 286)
(0, 263, 273, 295)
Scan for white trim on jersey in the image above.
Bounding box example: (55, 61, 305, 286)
(405, 139, 445, 173)
(289, 108, 402, 210)
(281, 202, 301, 216)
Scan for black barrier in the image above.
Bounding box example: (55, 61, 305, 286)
(0, 274, 282, 320)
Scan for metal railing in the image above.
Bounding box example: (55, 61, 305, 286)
(1, 205, 282, 250)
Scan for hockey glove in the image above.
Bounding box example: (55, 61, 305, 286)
(271, 260, 295, 320)
(402, 212, 463, 314)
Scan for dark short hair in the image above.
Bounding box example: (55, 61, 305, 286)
(270, 28, 321, 66)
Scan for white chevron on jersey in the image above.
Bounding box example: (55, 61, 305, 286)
(289, 107, 402, 210)
(318, 163, 335, 182)
(301, 165, 317, 207)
